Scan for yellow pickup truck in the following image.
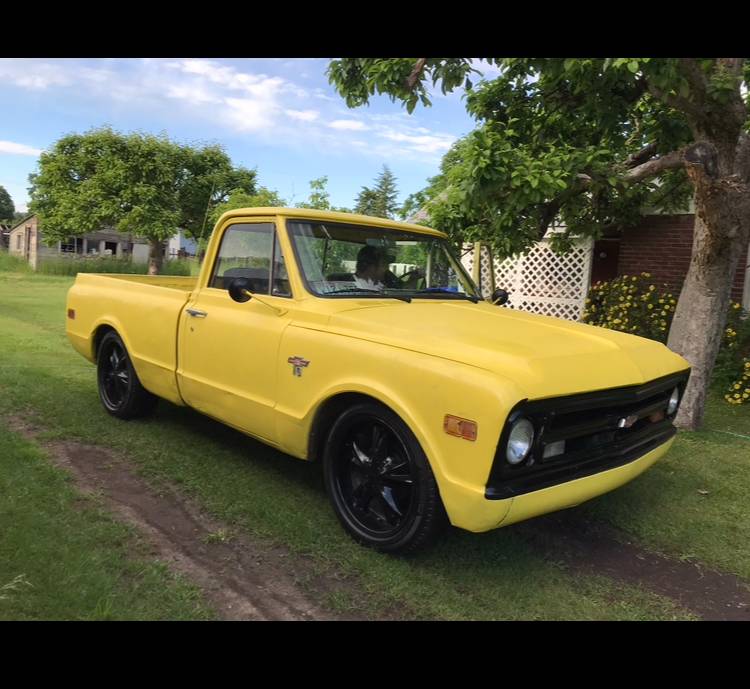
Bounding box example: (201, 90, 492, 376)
(66, 208, 690, 553)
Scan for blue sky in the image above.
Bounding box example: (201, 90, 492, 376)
(0, 58, 500, 214)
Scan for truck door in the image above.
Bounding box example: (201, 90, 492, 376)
(177, 220, 293, 444)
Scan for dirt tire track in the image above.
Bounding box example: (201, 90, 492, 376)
(8, 414, 750, 620)
(515, 512, 750, 621)
(8, 417, 365, 621)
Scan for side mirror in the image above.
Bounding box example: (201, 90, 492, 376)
(228, 277, 253, 303)
(491, 288, 509, 306)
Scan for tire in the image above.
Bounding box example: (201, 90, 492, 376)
(96, 331, 158, 419)
(322, 401, 447, 554)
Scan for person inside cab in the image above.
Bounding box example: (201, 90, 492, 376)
(353, 245, 396, 290)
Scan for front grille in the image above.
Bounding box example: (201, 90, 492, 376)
(485, 370, 690, 500)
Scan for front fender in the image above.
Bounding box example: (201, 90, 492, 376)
(274, 326, 523, 529)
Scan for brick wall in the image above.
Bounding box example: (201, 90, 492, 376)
(617, 214, 749, 303)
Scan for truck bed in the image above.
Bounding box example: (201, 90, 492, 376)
(88, 273, 198, 292)
(66, 273, 198, 406)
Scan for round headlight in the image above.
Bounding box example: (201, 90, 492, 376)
(667, 387, 680, 415)
(506, 418, 534, 465)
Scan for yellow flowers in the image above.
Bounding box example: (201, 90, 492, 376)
(583, 277, 745, 396)
(725, 358, 750, 406)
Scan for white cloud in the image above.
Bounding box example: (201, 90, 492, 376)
(0, 140, 43, 156)
(224, 97, 281, 132)
(286, 109, 319, 122)
(0, 58, 463, 171)
(166, 84, 219, 104)
(0, 59, 73, 89)
(328, 120, 369, 131)
(313, 89, 337, 102)
(375, 129, 455, 154)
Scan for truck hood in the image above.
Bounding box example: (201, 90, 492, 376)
(327, 300, 689, 399)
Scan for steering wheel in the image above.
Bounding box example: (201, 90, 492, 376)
(392, 268, 425, 288)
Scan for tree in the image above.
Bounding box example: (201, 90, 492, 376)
(297, 177, 351, 213)
(178, 146, 257, 243)
(354, 165, 399, 218)
(0, 185, 14, 222)
(208, 186, 288, 227)
(328, 58, 750, 430)
(28, 127, 256, 274)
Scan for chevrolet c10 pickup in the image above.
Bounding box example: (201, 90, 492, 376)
(66, 207, 691, 553)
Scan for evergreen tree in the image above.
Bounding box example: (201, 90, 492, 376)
(354, 166, 399, 219)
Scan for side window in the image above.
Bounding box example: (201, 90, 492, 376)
(210, 223, 274, 293)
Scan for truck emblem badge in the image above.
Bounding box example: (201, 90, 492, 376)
(617, 414, 639, 429)
(288, 356, 310, 377)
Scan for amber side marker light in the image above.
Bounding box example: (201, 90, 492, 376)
(444, 415, 478, 441)
(67, 309, 76, 320)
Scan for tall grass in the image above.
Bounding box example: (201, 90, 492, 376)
(35, 256, 193, 276)
(0, 250, 32, 273)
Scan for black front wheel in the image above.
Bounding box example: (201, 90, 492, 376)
(323, 402, 447, 554)
(97, 331, 158, 419)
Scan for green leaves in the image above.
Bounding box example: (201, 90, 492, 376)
(328, 58, 478, 112)
(29, 127, 255, 247)
(328, 57, 746, 260)
(0, 185, 15, 222)
(209, 187, 287, 227)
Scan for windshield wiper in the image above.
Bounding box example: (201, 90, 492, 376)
(413, 289, 479, 303)
(327, 287, 411, 303)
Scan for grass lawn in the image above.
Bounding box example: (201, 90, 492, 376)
(1, 268, 747, 619)
(0, 427, 214, 620)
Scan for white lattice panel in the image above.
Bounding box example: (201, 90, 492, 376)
(462, 237, 593, 321)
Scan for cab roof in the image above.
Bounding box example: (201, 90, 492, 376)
(216, 207, 447, 239)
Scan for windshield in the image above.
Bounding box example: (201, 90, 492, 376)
(287, 220, 481, 301)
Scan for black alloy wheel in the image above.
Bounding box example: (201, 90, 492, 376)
(323, 402, 447, 554)
(96, 331, 158, 419)
(100, 339, 130, 410)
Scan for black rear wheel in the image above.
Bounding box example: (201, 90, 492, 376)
(97, 331, 158, 419)
(323, 402, 447, 554)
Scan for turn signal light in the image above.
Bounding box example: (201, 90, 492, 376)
(444, 415, 478, 441)
(67, 309, 75, 320)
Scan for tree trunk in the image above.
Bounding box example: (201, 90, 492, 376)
(148, 238, 164, 275)
(667, 169, 750, 429)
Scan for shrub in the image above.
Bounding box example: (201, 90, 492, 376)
(724, 359, 750, 406)
(582, 273, 678, 343)
(583, 274, 749, 406)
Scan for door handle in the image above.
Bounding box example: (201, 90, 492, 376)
(186, 308, 208, 318)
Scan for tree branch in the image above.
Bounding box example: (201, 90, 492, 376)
(407, 148, 690, 234)
(640, 76, 705, 123)
(624, 148, 688, 183)
(677, 58, 708, 100)
(405, 58, 428, 92)
(624, 142, 658, 169)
